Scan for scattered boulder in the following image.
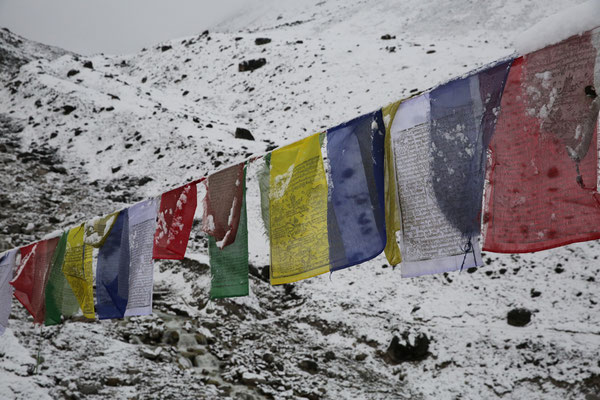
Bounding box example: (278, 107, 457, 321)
(238, 58, 267, 72)
(381, 34, 396, 40)
(161, 45, 172, 52)
(77, 380, 100, 395)
(384, 332, 430, 364)
(62, 105, 76, 115)
(255, 38, 272, 45)
(235, 127, 255, 141)
(67, 69, 79, 77)
(83, 61, 93, 69)
(298, 359, 319, 374)
(507, 308, 532, 327)
(324, 351, 336, 362)
(177, 356, 193, 369)
(140, 346, 163, 360)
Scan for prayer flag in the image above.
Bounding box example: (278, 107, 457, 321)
(44, 232, 79, 326)
(96, 209, 130, 319)
(11, 238, 59, 324)
(154, 183, 197, 260)
(382, 100, 403, 266)
(325, 110, 387, 271)
(391, 60, 511, 277)
(269, 133, 330, 284)
(0, 249, 17, 335)
(483, 28, 600, 252)
(209, 167, 249, 299)
(125, 199, 159, 317)
(63, 224, 95, 319)
(202, 164, 245, 249)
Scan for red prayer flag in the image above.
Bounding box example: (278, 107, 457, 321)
(10, 237, 59, 324)
(482, 28, 600, 252)
(153, 182, 198, 260)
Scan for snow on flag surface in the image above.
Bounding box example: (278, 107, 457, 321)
(202, 164, 245, 249)
(269, 133, 330, 284)
(0, 249, 17, 335)
(209, 166, 249, 299)
(483, 27, 600, 252)
(44, 232, 79, 326)
(96, 210, 130, 319)
(325, 110, 387, 271)
(11, 238, 59, 324)
(63, 224, 95, 319)
(391, 60, 511, 277)
(125, 199, 159, 317)
(153, 182, 197, 260)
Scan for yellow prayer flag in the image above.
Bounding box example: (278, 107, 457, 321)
(382, 100, 403, 266)
(63, 224, 95, 319)
(269, 133, 330, 284)
(84, 212, 119, 248)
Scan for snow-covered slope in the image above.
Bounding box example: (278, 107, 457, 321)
(1, 0, 599, 399)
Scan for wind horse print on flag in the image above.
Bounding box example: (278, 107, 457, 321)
(44, 232, 79, 326)
(154, 182, 197, 260)
(483, 27, 600, 252)
(62, 224, 95, 319)
(11, 238, 59, 324)
(0, 249, 17, 335)
(269, 133, 330, 284)
(208, 165, 249, 299)
(325, 110, 387, 271)
(96, 210, 130, 319)
(391, 60, 511, 277)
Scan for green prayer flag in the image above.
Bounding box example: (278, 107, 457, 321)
(209, 169, 249, 299)
(44, 232, 80, 325)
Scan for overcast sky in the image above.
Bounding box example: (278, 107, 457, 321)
(0, 0, 252, 55)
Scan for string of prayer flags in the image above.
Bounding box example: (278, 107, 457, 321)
(11, 238, 59, 324)
(96, 210, 130, 319)
(44, 232, 79, 326)
(202, 164, 245, 249)
(391, 60, 511, 277)
(325, 111, 387, 271)
(62, 224, 95, 319)
(209, 166, 249, 299)
(125, 198, 159, 317)
(382, 100, 403, 266)
(269, 133, 330, 284)
(482, 27, 600, 252)
(153, 182, 197, 260)
(0, 249, 17, 335)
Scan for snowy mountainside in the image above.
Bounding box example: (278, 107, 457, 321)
(1, 0, 600, 399)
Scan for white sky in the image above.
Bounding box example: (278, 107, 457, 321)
(0, 0, 253, 55)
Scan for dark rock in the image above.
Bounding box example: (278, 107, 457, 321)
(298, 359, 319, 374)
(507, 308, 532, 327)
(262, 353, 275, 364)
(235, 127, 255, 141)
(265, 144, 278, 152)
(67, 69, 79, 77)
(355, 353, 368, 361)
(530, 289, 541, 298)
(238, 58, 267, 72)
(255, 38, 272, 45)
(62, 105, 76, 115)
(161, 45, 172, 52)
(111, 166, 121, 173)
(163, 330, 179, 345)
(83, 61, 93, 69)
(104, 376, 125, 387)
(381, 34, 396, 40)
(137, 176, 153, 186)
(426, 49, 436, 54)
(324, 351, 336, 361)
(108, 93, 120, 100)
(77, 381, 100, 395)
(384, 332, 430, 364)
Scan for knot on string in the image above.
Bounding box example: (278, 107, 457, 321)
(459, 236, 475, 273)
